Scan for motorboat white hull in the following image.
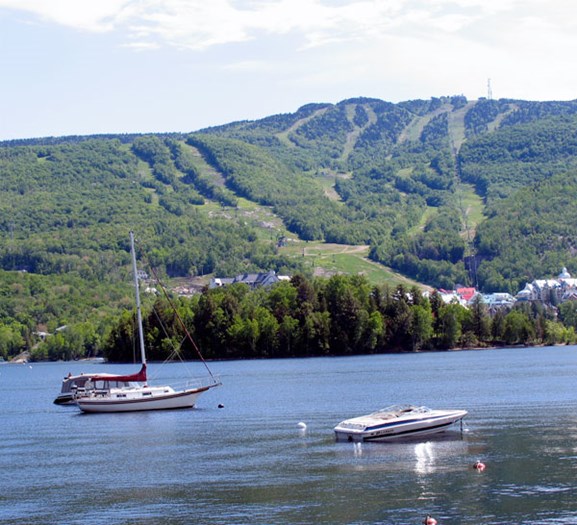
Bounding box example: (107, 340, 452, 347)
(334, 405, 467, 443)
(76, 386, 211, 413)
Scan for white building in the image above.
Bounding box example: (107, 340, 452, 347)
(516, 267, 577, 304)
(209, 270, 290, 290)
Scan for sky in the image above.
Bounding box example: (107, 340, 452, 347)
(1, 0, 576, 141)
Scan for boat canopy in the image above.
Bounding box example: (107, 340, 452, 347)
(88, 363, 147, 383)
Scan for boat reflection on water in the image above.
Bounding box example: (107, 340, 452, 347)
(336, 427, 470, 479)
(414, 441, 435, 475)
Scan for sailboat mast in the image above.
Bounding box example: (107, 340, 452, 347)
(130, 231, 147, 366)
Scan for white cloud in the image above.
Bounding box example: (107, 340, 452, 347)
(221, 59, 274, 72)
(0, 0, 573, 70)
(0, 0, 544, 50)
(0, 0, 130, 32)
(1, 0, 577, 142)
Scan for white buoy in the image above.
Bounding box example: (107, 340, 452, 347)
(297, 422, 307, 430)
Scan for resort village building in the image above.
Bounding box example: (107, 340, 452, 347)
(210, 270, 290, 290)
(515, 267, 577, 304)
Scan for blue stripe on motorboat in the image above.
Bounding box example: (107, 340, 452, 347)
(363, 421, 455, 441)
(365, 414, 455, 432)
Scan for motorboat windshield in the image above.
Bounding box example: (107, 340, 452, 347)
(369, 405, 430, 419)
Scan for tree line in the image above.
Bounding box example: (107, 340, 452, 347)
(25, 274, 577, 363)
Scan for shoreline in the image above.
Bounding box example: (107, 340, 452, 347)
(4, 342, 573, 365)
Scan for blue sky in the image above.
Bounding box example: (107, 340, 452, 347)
(1, 0, 575, 140)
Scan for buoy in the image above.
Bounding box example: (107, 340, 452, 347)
(218, 404, 224, 408)
(297, 422, 307, 430)
(473, 460, 486, 471)
(423, 515, 437, 525)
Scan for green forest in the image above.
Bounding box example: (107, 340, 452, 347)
(3, 95, 577, 361)
(23, 274, 577, 363)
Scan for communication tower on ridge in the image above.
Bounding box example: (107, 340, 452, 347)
(487, 78, 493, 100)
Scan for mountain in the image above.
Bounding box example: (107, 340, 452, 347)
(2, 95, 577, 341)
(189, 95, 577, 293)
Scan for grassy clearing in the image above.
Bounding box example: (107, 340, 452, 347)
(398, 114, 432, 143)
(280, 242, 429, 288)
(447, 101, 476, 151)
(311, 169, 349, 203)
(275, 107, 329, 147)
(180, 141, 428, 288)
(455, 183, 485, 239)
(407, 206, 437, 235)
(396, 167, 414, 179)
(192, 198, 428, 288)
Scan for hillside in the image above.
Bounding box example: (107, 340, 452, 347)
(3, 95, 577, 355)
(195, 96, 577, 291)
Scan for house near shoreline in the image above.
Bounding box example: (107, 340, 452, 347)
(33, 325, 69, 343)
(429, 287, 516, 312)
(433, 288, 469, 306)
(209, 270, 290, 290)
(480, 292, 517, 313)
(434, 287, 480, 307)
(429, 266, 577, 311)
(516, 267, 577, 304)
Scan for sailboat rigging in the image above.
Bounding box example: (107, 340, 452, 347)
(73, 231, 220, 413)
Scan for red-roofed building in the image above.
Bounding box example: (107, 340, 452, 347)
(456, 287, 477, 303)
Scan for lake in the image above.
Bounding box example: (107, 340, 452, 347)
(1, 346, 577, 524)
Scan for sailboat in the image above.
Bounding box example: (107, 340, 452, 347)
(74, 231, 220, 413)
(54, 366, 145, 406)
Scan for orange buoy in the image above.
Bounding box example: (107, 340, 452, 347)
(423, 515, 437, 525)
(473, 460, 486, 471)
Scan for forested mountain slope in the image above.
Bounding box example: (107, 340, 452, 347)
(196, 96, 577, 291)
(3, 95, 577, 355)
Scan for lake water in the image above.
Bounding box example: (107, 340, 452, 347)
(2, 346, 577, 525)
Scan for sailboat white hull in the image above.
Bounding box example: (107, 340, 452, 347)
(76, 385, 211, 413)
(70, 232, 220, 414)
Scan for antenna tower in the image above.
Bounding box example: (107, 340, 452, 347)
(487, 78, 493, 100)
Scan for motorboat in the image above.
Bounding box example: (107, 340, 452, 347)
(334, 404, 467, 442)
(72, 231, 220, 413)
